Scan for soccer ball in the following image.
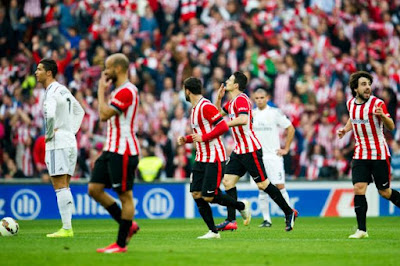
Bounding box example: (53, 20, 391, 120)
(0, 217, 19, 236)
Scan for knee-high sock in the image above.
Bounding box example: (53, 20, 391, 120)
(212, 193, 244, 210)
(56, 188, 73, 230)
(106, 202, 122, 224)
(117, 219, 131, 247)
(195, 198, 217, 233)
(389, 189, 400, 208)
(264, 183, 292, 215)
(225, 187, 237, 222)
(258, 190, 271, 223)
(280, 188, 291, 208)
(354, 195, 367, 231)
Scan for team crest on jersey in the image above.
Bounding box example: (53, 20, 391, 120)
(351, 118, 369, 124)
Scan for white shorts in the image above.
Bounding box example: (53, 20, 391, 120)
(45, 147, 77, 176)
(263, 157, 285, 185)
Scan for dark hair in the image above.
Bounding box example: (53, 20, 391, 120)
(233, 71, 248, 91)
(183, 77, 202, 95)
(349, 71, 373, 97)
(39, 58, 58, 78)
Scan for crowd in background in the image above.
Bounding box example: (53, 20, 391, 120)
(1, 0, 400, 182)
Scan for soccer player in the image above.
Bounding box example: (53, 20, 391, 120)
(88, 53, 140, 253)
(253, 88, 296, 227)
(215, 71, 296, 231)
(35, 58, 85, 237)
(177, 77, 251, 239)
(337, 71, 400, 239)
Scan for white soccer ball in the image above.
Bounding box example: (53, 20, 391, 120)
(0, 217, 19, 236)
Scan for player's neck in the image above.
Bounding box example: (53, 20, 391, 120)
(115, 75, 129, 88)
(355, 96, 368, 104)
(230, 89, 242, 99)
(191, 95, 203, 106)
(44, 78, 56, 89)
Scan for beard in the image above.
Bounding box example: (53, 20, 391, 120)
(185, 92, 190, 102)
(106, 72, 117, 84)
(357, 92, 370, 102)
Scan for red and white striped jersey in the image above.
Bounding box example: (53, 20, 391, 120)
(191, 98, 227, 162)
(104, 81, 140, 156)
(223, 93, 261, 154)
(347, 96, 391, 160)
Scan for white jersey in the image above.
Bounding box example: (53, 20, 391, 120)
(253, 105, 292, 160)
(43, 81, 85, 151)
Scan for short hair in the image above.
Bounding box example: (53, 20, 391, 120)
(233, 71, 248, 91)
(39, 58, 58, 78)
(254, 86, 271, 96)
(183, 77, 202, 95)
(110, 53, 129, 72)
(349, 71, 373, 97)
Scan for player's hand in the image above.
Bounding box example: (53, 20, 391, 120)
(276, 148, 289, 156)
(177, 136, 186, 145)
(373, 102, 384, 117)
(337, 127, 346, 139)
(192, 134, 203, 143)
(217, 84, 226, 100)
(98, 71, 112, 92)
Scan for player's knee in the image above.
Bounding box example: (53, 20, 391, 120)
(378, 188, 391, 199)
(222, 178, 235, 189)
(353, 183, 367, 194)
(191, 192, 202, 199)
(257, 179, 269, 190)
(88, 185, 100, 199)
(203, 196, 213, 203)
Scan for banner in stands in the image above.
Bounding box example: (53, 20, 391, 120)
(0, 182, 398, 220)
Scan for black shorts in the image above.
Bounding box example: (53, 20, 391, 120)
(90, 151, 139, 193)
(190, 161, 225, 197)
(352, 159, 391, 190)
(225, 149, 268, 183)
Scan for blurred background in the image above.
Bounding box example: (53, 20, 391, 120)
(1, 0, 400, 184)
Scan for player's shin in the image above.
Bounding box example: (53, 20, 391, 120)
(389, 189, 400, 208)
(354, 195, 368, 231)
(56, 187, 73, 230)
(225, 187, 238, 221)
(195, 198, 217, 233)
(264, 183, 292, 215)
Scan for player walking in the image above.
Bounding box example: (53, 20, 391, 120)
(88, 53, 140, 253)
(177, 77, 251, 239)
(215, 71, 296, 231)
(337, 71, 400, 238)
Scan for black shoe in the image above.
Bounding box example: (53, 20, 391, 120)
(259, 220, 272, 228)
(285, 211, 296, 231)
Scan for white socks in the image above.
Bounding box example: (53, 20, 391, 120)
(258, 188, 291, 223)
(258, 190, 271, 223)
(280, 188, 291, 207)
(56, 188, 73, 230)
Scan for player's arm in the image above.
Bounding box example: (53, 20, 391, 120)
(177, 135, 193, 145)
(374, 102, 395, 131)
(215, 83, 227, 116)
(97, 72, 117, 121)
(192, 105, 229, 142)
(71, 96, 85, 134)
(45, 95, 57, 142)
(277, 124, 295, 156)
(337, 118, 352, 139)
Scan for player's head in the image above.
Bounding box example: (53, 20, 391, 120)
(349, 71, 373, 100)
(254, 87, 270, 109)
(35, 58, 58, 84)
(183, 77, 202, 102)
(226, 71, 248, 92)
(104, 53, 129, 83)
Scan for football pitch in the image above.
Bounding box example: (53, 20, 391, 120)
(0, 217, 399, 266)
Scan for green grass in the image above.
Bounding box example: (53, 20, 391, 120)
(0, 217, 399, 266)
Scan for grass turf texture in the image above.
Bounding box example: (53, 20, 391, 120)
(0, 217, 399, 266)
